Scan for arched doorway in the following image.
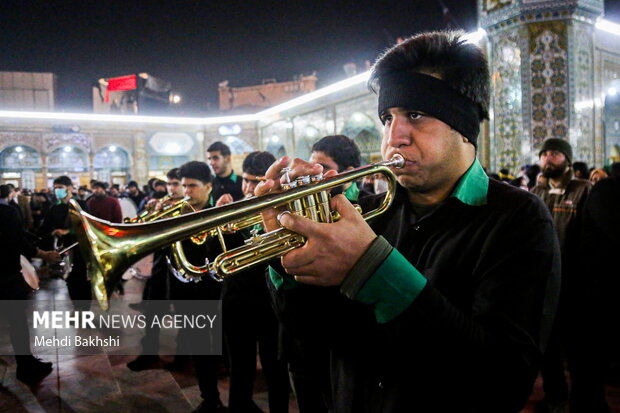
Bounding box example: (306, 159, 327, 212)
(341, 112, 381, 164)
(94, 145, 131, 185)
(148, 132, 195, 178)
(295, 125, 320, 160)
(47, 145, 89, 188)
(0, 145, 42, 190)
(221, 136, 254, 173)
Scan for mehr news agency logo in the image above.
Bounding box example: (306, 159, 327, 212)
(30, 309, 218, 349)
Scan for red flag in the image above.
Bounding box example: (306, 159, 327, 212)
(105, 75, 137, 103)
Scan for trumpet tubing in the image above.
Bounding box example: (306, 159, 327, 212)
(69, 155, 404, 309)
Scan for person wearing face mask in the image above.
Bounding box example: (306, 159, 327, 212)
(86, 181, 123, 223)
(38, 175, 91, 310)
(139, 179, 168, 212)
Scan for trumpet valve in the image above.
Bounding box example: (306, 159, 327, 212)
(244, 228, 263, 246)
(281, 173, 323, 190)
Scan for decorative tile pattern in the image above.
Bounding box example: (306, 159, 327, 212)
(569, 20, 595, 164)
(0, 132, 42, 152)
(483, 0, 515, 13)
(43, 133, 91, 153)
(133, 132, 149, 184)
(528, 21, 569, 147)
(491, 29, 525, 170)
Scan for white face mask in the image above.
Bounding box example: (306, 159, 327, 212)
(374, 178, 388, 194)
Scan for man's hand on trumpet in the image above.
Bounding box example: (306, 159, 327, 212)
(255, 156, 323, 232)
(255, 157, 377, 287)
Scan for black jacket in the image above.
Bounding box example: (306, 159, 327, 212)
(37, 199, 88, 250)
(0, 203, 38, 276)
(212, 171, 244, 204)
(270, 179, 561, 413)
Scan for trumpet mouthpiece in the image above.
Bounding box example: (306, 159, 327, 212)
(383, 154, 405, 169)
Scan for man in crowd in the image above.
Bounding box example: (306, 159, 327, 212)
(77, 185, 92, 201)
(309, 134, 371, 201)
(219, 151, 291, 413)
(256, 31, 560, 412)
(125, 180, 145, 211)
(87, 181, 123, 223)
(283, 135, 368, 412)
(38, 176, 91, 311)
(207, 141, 244, 204)
(109, 184, 121, 198)
(171, 161, 234, 413)
(126, 167, 186, 371)
(1, 184, 61, 383)
(138, 179, 168, 212)
(583, 162, 620, 385)
(532, 138, 608, 413)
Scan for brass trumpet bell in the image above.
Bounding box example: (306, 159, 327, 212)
(69, 155, 404, 310)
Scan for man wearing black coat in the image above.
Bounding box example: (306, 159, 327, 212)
(38, 176, 91, 310)
(256, 31, 561, 413)
(0, 184, 61, 382)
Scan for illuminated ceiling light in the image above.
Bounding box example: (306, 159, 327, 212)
(271, 135, 280, 143)
(352, 112, 365, 122)
(595, 18, 620, 36)
(109, 145, 117, 152)
(218, 124, 242, 136)
(609, 87, 618, 96)
(305, 127, 317, 137)
(0, 110, 257, 126)
(164, 142, 181, 154)
(18, 154, 25, 159)
(259, 72, 371, 118)
(170, 94, 182, 104)
(15, 146, 23, 152)
(574, 99, 594, 111)
(63, 146, 72, 152)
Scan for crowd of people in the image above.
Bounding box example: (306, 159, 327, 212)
(1, 30, 620, 413)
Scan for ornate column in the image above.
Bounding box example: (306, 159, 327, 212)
(133, 132, 149, 184)
(89, 153, 95, 181)
(196, 131, 205, 162)
(480, 0, 604, 171)
(41, 154, 48, 188)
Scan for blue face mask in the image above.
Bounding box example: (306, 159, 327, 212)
(54, 188, 68, 200)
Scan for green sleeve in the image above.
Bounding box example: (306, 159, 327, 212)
(355, 249, 427, 323)
(269, 266, 300, 290)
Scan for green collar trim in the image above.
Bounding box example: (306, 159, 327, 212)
(345, 183, 360, 202)
(230, 170, 238, 183)
(450, 158, 488, 206)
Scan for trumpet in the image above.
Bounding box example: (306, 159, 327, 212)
(69, 155, 404, 310)
(124, 195, 189, 223)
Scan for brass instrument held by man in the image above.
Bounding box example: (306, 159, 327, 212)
(69, 155, 404, 310)
(123, 195, 188, 223)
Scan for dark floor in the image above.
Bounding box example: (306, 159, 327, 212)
(2, 262, 620, 413)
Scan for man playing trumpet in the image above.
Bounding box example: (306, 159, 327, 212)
(257, 31, 561, 413)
